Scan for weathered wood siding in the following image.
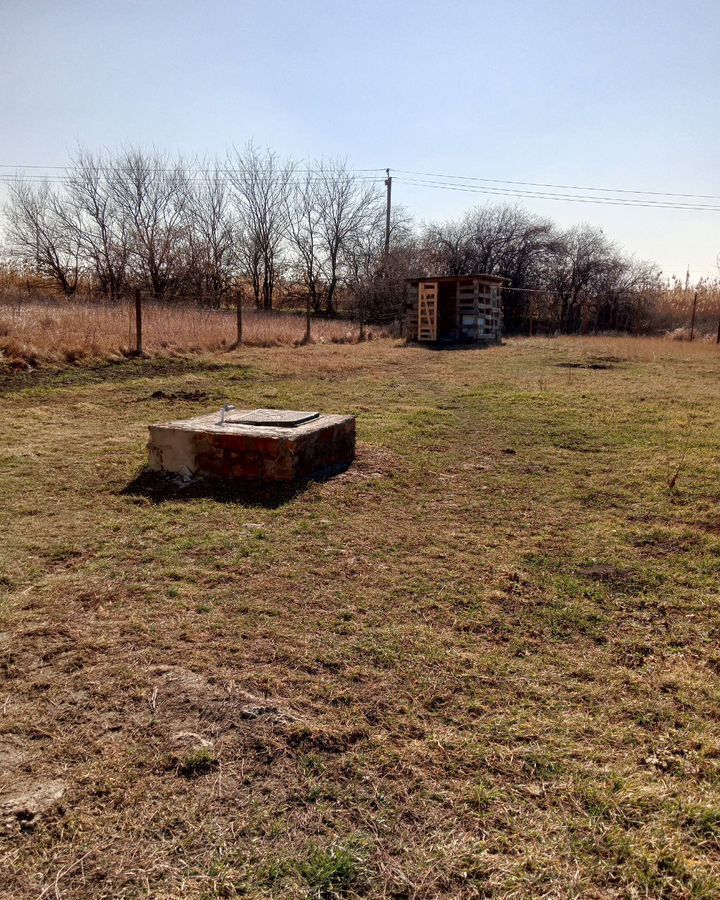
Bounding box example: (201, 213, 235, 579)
(407, 277, 502, 342)
(406, 282, 419, 339)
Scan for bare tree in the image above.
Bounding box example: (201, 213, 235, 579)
(345, 204, 416, 326)
(421, 218, 473, 276)
(185, 160, 237, 306)
(541, 225, 614, 332)
(227, 144, 294, 309)
(313, 160, 383, 316)
(109, 148, 189, 298)
(5, 180, 81, 295)
(286, 171, 325, 313)
(65, 147, 129, 299)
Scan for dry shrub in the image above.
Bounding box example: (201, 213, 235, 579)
(0, 299, 389, 368)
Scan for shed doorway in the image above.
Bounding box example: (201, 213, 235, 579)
(437, 281, 457, 340)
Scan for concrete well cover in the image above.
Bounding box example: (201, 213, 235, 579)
(226, 408, 320, 427)
(148, 409, 355, 481)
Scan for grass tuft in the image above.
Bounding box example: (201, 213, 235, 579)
(299, 845, 366, 898)
(177, 748, 217, 778)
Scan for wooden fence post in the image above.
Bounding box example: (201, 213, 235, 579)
(634, 295, 640, 336)
(235, 289, 243, 347)
(134, 288, 143, 355)
(528, 295, 534, 336)
(689, 290, 698, 341)
(304, 295, 311, 344)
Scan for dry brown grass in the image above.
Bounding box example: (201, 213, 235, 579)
(514, 333, 720, 364)
(1, 337, 719, 898)
(0, 299, 388, 370)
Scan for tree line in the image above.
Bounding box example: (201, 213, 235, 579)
(2, 145, 663, 334)
(419, 205, 661, 333)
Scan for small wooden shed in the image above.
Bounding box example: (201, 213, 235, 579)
(406, 274, 506, 343)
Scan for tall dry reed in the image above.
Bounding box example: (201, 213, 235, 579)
(0, 298, 389, 368)
(651, 283, 720, 339)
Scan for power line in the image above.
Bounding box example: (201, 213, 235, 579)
(0, 164, 386, 175)
(0, 173, 386, 186)
(3, 172, 717, 211)
(3, 161, 719, 202)
(2, 160, 720, 213)
(396, 169, 720, 202)
(397, 178, 720, 212)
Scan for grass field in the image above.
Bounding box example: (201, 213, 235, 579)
(1, 336, 719, 898)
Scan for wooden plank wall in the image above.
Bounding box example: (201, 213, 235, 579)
(457, 279, 477, 338)
(406, 279, 503, 342)
(477, 282, 502, 340)
(406, 283, 419, 339)
(418, 282, 438, 341)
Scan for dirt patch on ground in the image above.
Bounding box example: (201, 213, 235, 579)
(576, 563, 655, 593)
(145, 389, 214, 402)
(149, 665, 298, 733)
(0, 779, 66, 834)
(557, 361, 617, 370)
(557, 354, 624, 370)
(0, 733, 35, 771)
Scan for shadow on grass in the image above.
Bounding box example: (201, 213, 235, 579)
(0, 357, 253, 394)
(409, 340, 502, 352)
(556, 361, 616, 371)
(120, 463, 352, 509)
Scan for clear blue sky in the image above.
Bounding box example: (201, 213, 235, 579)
(1, 0, 718, 279)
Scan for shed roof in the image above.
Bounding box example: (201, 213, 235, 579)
(406, 273, 508, 285)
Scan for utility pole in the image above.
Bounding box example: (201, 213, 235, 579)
(384, 168, 392, 257)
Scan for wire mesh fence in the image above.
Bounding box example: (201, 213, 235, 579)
(0, 290, 400, 369)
